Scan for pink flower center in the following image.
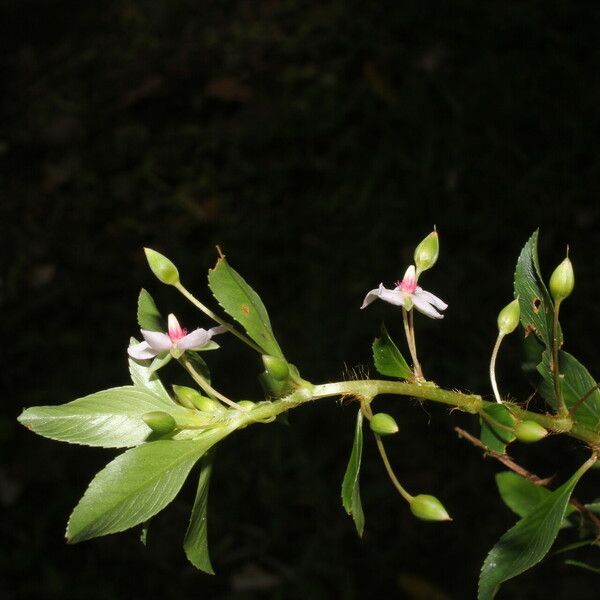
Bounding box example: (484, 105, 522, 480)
(395, 278, 416, 294)
(167, 320, 187, 341)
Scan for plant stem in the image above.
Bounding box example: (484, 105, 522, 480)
(489, 333, 505, 404)
(175, 282, 264, 354)
(402, 308, 424, 379)
(181, 358, 247, 411)
(553, 300, 568, 416)
(375, 434, 414, 502)
(361, 402, 413, 502)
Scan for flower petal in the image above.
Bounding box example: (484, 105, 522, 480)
(361, 284, 406, 309)
(127, 341, 158, 360)
(378, 286, 407, 306)
(141, 330, 173, 352)
(411, 294, 444, 319)
(177, 328, 212, 350)
(415, 287, 448, 310)
(209, 325, 227, 336)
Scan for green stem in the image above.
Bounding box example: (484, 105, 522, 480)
(175, 282, 264, 354)
(489, 333, 505, 404)
(553, 300, 568, 416)
(181, 358, 247, 411)
(374, 434, 414, 503)
(402, 308, 423, 379)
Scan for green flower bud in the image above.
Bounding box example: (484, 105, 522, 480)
(414, 229, 439, 274)
(514, 420, 548, 443)
(549, 256, 574, 302)
(142, 411, 177, 434)
(172, 385, 221, 412)
(262, 355, 290, 381)
(144, 248, 180, 286)
(237, 400, 256, 410)
(497, 299, 521, 335)
(409, 494, 452, 522)
(369, 412, 399, 436)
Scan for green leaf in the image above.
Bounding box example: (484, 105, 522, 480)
(66, 430, 231, 543)
(128, 337, 172, 405)
(184, 450, 215, 574)
(18, 387, 191, 448)
(495, 472, 574, 526)
(537, 350, 600, 431)
(479, 404, 516, 454)
(478, 457, 594, 600)
(208, 257, 283, 358)
(372, 324, 412, 379)
(137, 288, 164, 331)
(513, 230, 560, 349)
(341, 410, 365, 537)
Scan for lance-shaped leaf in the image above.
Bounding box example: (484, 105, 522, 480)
(513, 230, 561, 349)
(479, 404, 516, 454)
(537, 349, 600, 431)
(478, 457, 595, 600)
(137, 288, 164, 331)
(372, 324, 412, 379)
(184, 450, 215, 574)
(18, 387, 191, 448)
(341, 410, 365, 537)
(495, 472, 574, 526)
(208, 257, 283, 358)
(66, 430, 231, 543)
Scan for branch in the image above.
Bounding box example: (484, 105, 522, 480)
(454, 426, 600, 534)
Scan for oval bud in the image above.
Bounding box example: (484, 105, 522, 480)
(369, 413, 399, 436)
(144, 248, 180, 286)
(142, 411, 177, 434)
(549, 256, 574, 302)
(409, 494, 451, 522)
(414, 230, 439, 274)
(172, 385, 221, 412)
(262, 355, 290, 381)
(514, 420, 548, 443)
(237, 400, 256, 410)
(497, 299, 521, 335)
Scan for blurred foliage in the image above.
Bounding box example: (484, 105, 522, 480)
(2, 0, 600, 598)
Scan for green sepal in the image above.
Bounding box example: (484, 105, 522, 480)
(137, 288, 164, 332)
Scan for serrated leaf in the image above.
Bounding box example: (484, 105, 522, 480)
(18, 387, 190, 448)
(537, 350, 600, 431)
(514, 230, 560, 349)
(372, 324, 412, 379)
(66, 430, 231, 543)
(128, 337, 172, 405)
(137, 288, 164, 331)
(341, 410, 365, 537)
(495, 471, 573, 526)
(479, 404, 516, 454)
(478, 457, 594, 600)
(184, 450, 215, 574)
(208, 257, 283, 358)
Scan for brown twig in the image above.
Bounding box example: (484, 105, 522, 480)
(454, 426, 600, 533)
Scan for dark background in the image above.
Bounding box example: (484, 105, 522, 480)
(2, 1, 600, 598)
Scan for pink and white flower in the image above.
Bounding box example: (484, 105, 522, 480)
(128, 313, 226, 360)
(360, 265, 447, 319)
